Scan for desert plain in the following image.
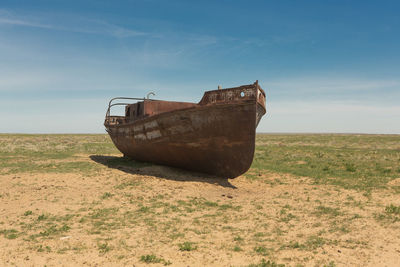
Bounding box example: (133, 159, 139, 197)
(0, 134, 399, 266)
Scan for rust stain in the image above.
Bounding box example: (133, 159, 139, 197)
(104, 81, 267, 178)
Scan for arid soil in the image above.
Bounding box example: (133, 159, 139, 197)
(1, 154, 400, 266)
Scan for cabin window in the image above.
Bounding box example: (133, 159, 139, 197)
(137, 103, 141, 116)
(125, 107, 130, 117)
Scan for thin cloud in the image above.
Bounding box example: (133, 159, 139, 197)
(70, 18, 148, 38)
(0, 17, 55, 29)
(0, 9, 147, 38)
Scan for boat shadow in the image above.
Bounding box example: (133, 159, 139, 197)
(89, 155, 237, 189)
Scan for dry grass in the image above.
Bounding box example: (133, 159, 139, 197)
(0, 134, 399, 266)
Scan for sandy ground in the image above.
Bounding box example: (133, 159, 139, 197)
(1, 156, 400, 266)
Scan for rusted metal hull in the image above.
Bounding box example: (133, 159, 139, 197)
(105, 82, 266, 178)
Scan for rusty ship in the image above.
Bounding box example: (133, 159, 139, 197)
(104, 81, 266, 178)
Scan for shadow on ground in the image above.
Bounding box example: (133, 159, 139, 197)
(90, 155, 237, 189)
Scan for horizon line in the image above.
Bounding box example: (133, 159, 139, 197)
(1, 132, 399, 136)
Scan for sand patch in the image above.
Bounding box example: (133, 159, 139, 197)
(1, 166, 400, 266)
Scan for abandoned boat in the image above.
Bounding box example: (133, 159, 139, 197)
(104, 81, 266, 178)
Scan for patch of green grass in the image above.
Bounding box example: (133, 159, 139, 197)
(272, 226, 285, 236)
(345, 163, 356, 172)
(169, 232, 184, 240)
(283, 241, 305, 249)
(36, 245, 52, 252)
(17, 212, 76, 241)
(391, 186, 400, 194)
(233, 245, 243, 251)
(279, 212, 296, 223)
(219, 203, 242, 211)
(0, 229, 19, 239)
(55, 244, 87, 254)
(98, 242, 112, 254)
(24, 210, 33, 216)
(324, 261, 336, 267)
(37, 214, 48, 221)
(1, 158, 97, 175)
(0, 134, 119, 175)
(254, 246, 270, 256)
(329, 221, 350, 233)
(251, 134, 400, 191)
(137, 206, 151, 213)
(385, 204, 400, 215)
(247, 259, 285, 267)
(175, 197, 241, 213)
(281, 235, 327, 251)
(234, 235, 244, 242)
(100, 192, 114, 199)
(114, 180, 141, 189)
(178, 241, 197, 251)
(140, 254, 172, 265)
(90, 208, 119, 220)
(314, 205, 342, 218)
(254, 232, 265, 238)
(204, 201, 218, 207)
(376, 204, 400, 223)
(304, 235, 326, 250)
(32, 223, 70, 239)
(140, 254, 161, 263)
(85, 207, 121, 234)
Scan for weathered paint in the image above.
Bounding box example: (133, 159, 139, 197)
(104, 81, 266, 178)
(146, 130, 162, 140)
(144, 120, 158, 130)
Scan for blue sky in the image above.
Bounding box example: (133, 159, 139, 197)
(0, 0, 399, 133)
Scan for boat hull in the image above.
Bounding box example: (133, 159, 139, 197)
(105, 83, 266, 178)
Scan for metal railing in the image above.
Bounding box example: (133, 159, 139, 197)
(105, 97, 143, 118)
(105, 94, 157, 118)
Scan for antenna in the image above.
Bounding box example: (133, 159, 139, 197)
(146, 91, 156, 99)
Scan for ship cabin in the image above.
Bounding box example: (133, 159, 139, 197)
(124, 100, 197, 123)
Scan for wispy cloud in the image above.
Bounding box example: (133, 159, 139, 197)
(186, 34, 218, 46)
(0, 9, 147, 38)
(73, 19, 148, 38)
(0, 17, 54, 29)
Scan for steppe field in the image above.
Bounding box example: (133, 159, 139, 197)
(1, 133, 399, 267)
